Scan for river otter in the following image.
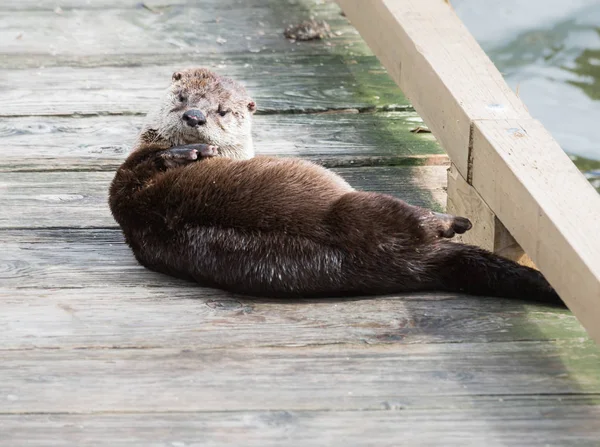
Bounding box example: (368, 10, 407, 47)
(109, 68, 562, 304)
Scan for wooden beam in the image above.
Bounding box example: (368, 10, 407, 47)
(471, 119, 600, 342)
(336, 0, 600, 343)
(336, 0, 530, 177)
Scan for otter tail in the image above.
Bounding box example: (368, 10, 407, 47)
(423, 241, 563, 305)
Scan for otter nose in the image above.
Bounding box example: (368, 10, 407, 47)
(182, 109, 206, 127)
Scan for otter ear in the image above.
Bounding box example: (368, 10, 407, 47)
(247, 101, 257, 113)
(172, 72, 183, 82)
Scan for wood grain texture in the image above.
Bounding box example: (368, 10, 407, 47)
(1, 0, 598, 441)
(471, 119, 600, 344)
(335, 0, 531, 177)
(4, 0, 320, 10)
(2, 404, 600, 447)
(0, 56, 410, 115)
(1, 341, 600, 414)
(0, 286, 587, 350)
(0, 1, 357, 59)
(0, 112, 443, 172)
(0, 166, 448, 228)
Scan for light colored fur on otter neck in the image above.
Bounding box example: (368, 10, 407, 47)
(219, 138, 255, 159)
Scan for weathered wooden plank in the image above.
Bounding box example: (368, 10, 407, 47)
(3, 0, 317, 10)
(0, 1, 356, 59)
(1, 341, 599, 413)
(335, 0, 531, 177)
(471, 119, 600, 345)
(0, 56, 410, 115)
(0, 286, 587, 350)
(0, 166, 447, 228)
(2, 403, 600, 447)
(0, 112, 443, 172)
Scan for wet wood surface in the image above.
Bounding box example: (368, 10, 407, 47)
(1, 0, 599, 445)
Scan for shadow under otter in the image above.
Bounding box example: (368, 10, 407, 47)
(108, 68, 562, 305)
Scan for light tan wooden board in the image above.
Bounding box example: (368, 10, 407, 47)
(335, 0, 530, 177)
(0, 1, 359, 59)
(0, 166, 447, 228)
(0, 285, 586, 350)
(2, 403, 600, 447)
(0, 112, 442, 172)
(471, 119, 600, 344)
(0, 57, 410, 115)
(1, 341, 600, 414)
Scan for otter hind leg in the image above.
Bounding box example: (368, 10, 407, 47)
(431, 212, 472, 238)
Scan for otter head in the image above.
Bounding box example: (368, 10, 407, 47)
(138, 68, 257, 159)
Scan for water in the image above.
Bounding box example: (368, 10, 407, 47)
(453, 0, 600, 190)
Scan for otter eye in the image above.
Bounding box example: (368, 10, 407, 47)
(177, 93, 187, 103)
(218, 108, 230, 117)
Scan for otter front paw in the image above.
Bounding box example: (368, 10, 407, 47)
(173, 143, 220, 158)
(160, 144, 219, 168)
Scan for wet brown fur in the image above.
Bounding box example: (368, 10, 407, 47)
(109, 69, 563, 304)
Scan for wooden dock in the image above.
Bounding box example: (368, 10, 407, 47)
(1, 0, 599, 444)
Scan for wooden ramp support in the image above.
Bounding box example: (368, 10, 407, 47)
(336, 0, 600, 342)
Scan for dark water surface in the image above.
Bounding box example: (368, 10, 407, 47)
(454, 0, 600, 190)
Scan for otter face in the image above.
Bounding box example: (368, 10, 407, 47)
(141, 68, 257, 160)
